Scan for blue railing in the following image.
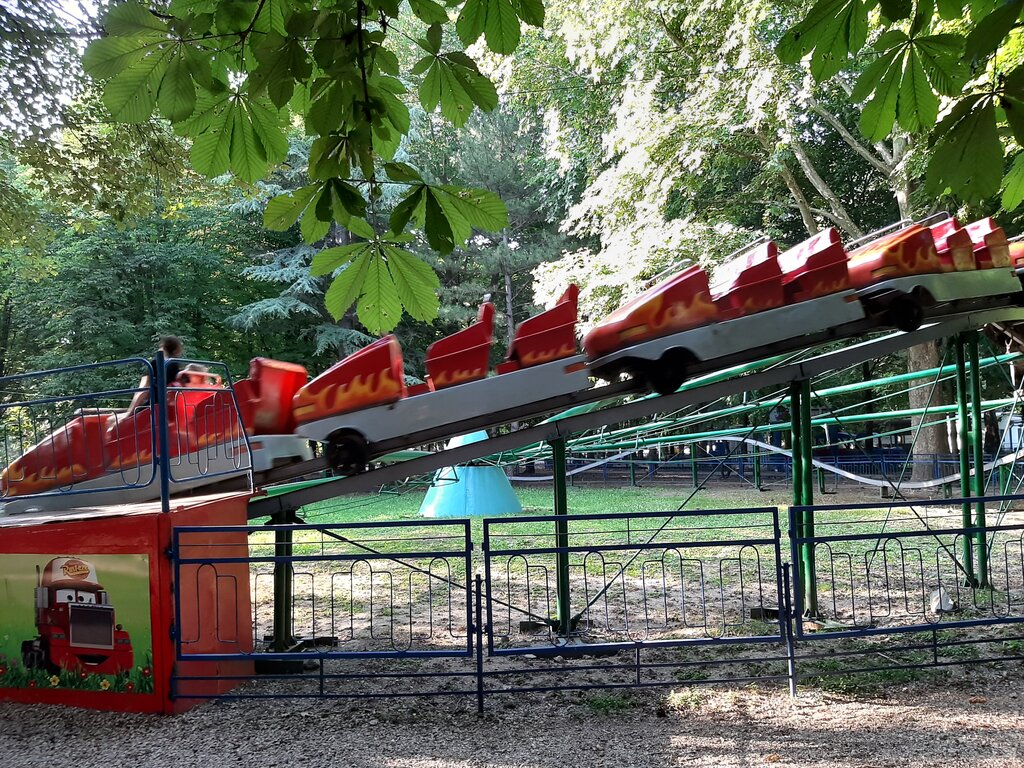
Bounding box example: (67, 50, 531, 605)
(166, 493, 1024, 706)
(0, 353, 252, 513)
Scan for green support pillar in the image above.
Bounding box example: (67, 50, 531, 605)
(790, 382, 817, 615)
(628, 454, 636, 487)
(799, 379, 817, 616)
(967, 333, 989, 587)
(272, 512, 295, 651)
(790, 383, 803, 511)
(552, 437, 572, 636)
(954, 336, 978, 587)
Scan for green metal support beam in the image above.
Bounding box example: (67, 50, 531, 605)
(790, 381, 802, 510)
(799, 379, 817, 616)
(551, 437, 572, 636)
(555, 352, 1020, 454)
(573, 398, 1015, 454)
(790, 381, 817, 616)
(954, 336, 978, 587)
(271, 513, 295, 651)
(967, 333, 989, 587)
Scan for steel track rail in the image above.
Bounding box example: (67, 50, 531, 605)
(248, 305, 1024, 518)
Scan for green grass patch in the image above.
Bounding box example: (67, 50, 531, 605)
(581, 692, 636, 714)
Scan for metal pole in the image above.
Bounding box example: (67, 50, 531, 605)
(475, 573, 485, 713)
(551, 437, 571, 637)
(789, 382, 806, 610)
(968, 333, 989, 587)
(752, 444, 761, 490)
(954, 336, 977, 586)
(628, 455, 636, 487)
(799, 378, 817, 616)
(272, 515, 295, 651)
(781, 563, 798, 697)
(154, 350, 171, 514)
(790, 382, 802, 510)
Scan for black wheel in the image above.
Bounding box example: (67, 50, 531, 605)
(326, 431, 370, 476)
(645, 349, 693, 396)
(21, 639, 44, 670)
(885, 296, 924, 332)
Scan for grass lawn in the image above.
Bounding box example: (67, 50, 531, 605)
(250, 483, 980, 588)
(296, 484, 757, 524)
(277, 484, 789, 550)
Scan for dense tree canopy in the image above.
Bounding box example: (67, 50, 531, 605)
(780, 0, 1024, 209)
(0, 0, 1017, 466)
(77, 0, 547, 333)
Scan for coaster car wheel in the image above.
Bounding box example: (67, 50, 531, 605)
(884, 295, 924, 332)
(326, 430, 370, 476)
(645, 348, 695, 396)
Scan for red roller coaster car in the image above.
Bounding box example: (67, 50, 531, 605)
(3, 216, 1023, 490)
(1, 361, 313, 508)
(293, 286, 589, 473)
(584, 217, 1023, 394)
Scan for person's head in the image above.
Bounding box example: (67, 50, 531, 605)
(159, 335, 183, 358)
(180, 362, 210, 386)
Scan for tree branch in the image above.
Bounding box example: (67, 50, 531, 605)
(806, 96, 893, 176)
(752, 130, 818, 236)
(652, 11, 688, 49)
(778, 164, 820, 236)
(786, 131, 864, 238)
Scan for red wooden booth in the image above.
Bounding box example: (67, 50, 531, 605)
(0, 492, 253, 714)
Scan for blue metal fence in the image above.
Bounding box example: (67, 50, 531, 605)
(787, 494, 1024, 684)
(166, 493, 1024, 707)
(170, 519, 478, 701)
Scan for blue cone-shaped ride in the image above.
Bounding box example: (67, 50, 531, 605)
(419, 431, 522, 518)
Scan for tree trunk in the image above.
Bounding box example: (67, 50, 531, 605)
(779, 163, 820, 237)
(890, 135, 913, 221)
(0, 294, 12, 381)
(503, 266, 515, 350)
(787, 134, 865, 238)
(500, 231, 515, 349)
(907, 341, 950, 481)
(753, 129, 819, 237)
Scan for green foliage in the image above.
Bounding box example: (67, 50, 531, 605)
(313, 239, 441, 334)
(852, 31, 965, 140)
(582, 693, 636, 714)
(83, 0, 542, 332)
(926, 95, 1003, 202)
(777, 0, 869, 81)
(0, 194, 318, 388)
(515, 0, 905, 327)
(0, 2, 89, 137)
(779, 0, 1024, 206)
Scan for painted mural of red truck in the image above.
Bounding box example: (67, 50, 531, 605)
(21, 557, 134, 675)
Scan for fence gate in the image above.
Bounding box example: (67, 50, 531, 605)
(170, 519, 478, 701)
(480, 507, 797, 696)
(789, 496, 1024, 681)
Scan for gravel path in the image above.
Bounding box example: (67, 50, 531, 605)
(2, 676, 1022, 767)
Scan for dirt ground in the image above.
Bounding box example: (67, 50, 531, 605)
(2, 674, 1023, 768)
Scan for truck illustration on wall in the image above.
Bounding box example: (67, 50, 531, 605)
(21, 557, 134, 675)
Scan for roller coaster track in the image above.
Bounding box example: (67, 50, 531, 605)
(249, 303, 1024, 518)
